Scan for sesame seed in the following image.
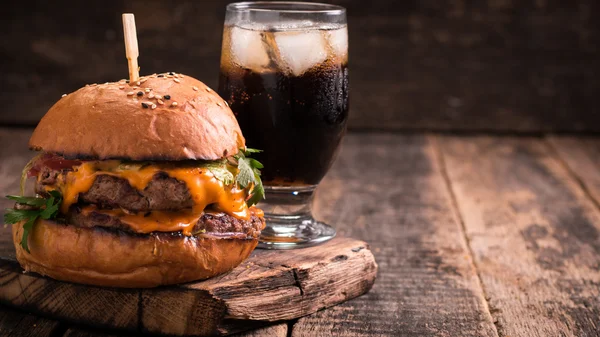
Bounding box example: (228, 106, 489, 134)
(62, 94, 67, 97)
(85, 84, 90, 87)
(157, 99, 164, 105)
(104, 82, 109, 85)
(205, 87, 212, 92)
(151, 104, 157, 109)
(127, 91, 135, 96)
(133, 87, 139, 90)
(137, 91, 143, 96)
(224, 100, 229, 107)
(216, 102, 222, 107)
(136, 81, 141, 86)
(145, 88, 151, 93)
(148, 93, 155, 99)
(192, 86, 198, 91)
(167, 75, 173, 78)
(119, 86, 124, 90)
(164, 95, 171, 100)
(157, 74, 164, 78)
(155, 95, 163, 100)
(141, 102, 149, 108)
(179, 74, 184, 78)
(173, 78, 181, 83)
(171, 102, 178, 107)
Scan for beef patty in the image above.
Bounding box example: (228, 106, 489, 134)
(67, 206, 265, 239)
(35, 167, 263, 238)
(37, 168, 194, 212)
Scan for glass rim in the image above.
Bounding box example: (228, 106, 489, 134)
(226, 1, 345, 15)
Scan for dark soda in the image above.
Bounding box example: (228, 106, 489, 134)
(219, 60, 349, 186)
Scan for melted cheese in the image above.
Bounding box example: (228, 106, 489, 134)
(50, 161, 251, 235)
(80, 206, 202, 235)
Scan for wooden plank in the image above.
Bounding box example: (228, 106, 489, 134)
(0, 305, 61, 337)
(63, 323, 287, 337)
(231, 324, 287, 337)
(439, 136, 600, 337)
(0, 260, 141, 331)
(292, 134, 497, 336)
(139, 237, 375, 336)
(548, 136, 600, 204)
(1, 1, 600, 131)
(63, 329, 123, 337)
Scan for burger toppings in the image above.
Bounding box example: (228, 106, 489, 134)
(5, 148, 265, 251)
(233, 148, 265, 207)
(4, 191, 62, 252)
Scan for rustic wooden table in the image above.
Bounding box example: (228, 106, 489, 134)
(1, 128, 599, 337)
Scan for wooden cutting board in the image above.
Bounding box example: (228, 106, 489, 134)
(0, 227, 377, 336)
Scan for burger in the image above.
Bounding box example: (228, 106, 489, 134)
(4, 73, 266, 288)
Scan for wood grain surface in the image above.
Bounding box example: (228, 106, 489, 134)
(291, 134, 497, 336)
(0, 305, 289, 337)
(548, 136, 600, 205)
(0, 305, 288, 337)
(439, 136, 600, 337)
(2, 0, 599, 131)
(0, 304, 62, 337)
(62, 323, 288, 337)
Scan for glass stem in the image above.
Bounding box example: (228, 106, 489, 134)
(260, 185, 317, 225)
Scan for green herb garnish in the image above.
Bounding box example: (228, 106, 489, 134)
(206, 160, 235, 186)
(4, 190, 62, 253)
(204, 148, 265, 206)
(234, 148, 265, 207)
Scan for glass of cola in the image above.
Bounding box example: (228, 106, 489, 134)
(218, 2, 349, 249)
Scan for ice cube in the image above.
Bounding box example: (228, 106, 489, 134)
(274, 31, 328, 76)
(326, 27, 348, 60)
(230, 26, 270, 72)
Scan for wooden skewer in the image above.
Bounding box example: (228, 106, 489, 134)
(122, 13, 139, 83)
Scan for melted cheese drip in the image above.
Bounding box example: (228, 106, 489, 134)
(52, 161, 250, 235)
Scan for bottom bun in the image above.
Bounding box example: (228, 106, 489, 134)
(13, 219, 258, 288)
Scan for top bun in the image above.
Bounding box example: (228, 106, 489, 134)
(29, 73, 245, 161)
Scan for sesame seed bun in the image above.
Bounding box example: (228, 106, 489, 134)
(13, 218, 258, 288)
(29, 73, 245, 161)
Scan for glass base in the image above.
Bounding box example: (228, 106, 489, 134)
(258, 219, 336, 249)
(257, 185, 336, 249)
